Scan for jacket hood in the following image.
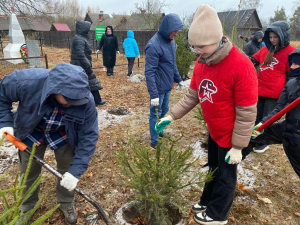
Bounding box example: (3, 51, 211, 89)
(288, 48, 300, 64)
(105, 26, 114, 35)
(39, 63, 90, 113)
(76, 21, 91, 36)
(158, 13, 184, 41)
(127, 30, 134, 38)
(252, 31, 264, 42)
(263, 21, 290, 51)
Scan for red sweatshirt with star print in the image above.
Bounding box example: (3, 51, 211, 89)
(190, 46, 258, 148)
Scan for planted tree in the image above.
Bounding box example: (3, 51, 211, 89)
(0, 134, 60, 225)
(175, 29, 197, 80)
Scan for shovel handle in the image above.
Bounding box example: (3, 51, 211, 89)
(4, 132, 27, 151)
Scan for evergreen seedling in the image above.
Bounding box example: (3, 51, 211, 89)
(117, 111, 215, 224)
(0, 134, 59, 224)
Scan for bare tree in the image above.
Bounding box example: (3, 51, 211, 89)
(0, 0, 59, 16)
(240, 0, 262, 11)
(133, 0, 170, 30)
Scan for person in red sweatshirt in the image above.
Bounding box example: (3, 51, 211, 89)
(250, 21, 296, 153)
(155, 5, 258, 225)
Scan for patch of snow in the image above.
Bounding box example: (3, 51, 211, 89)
(176, 79, 191, 90)
(0, 142, 18, 174)
(97, 107, 133, 131)
(128, 74, 145, 83)
(189, 141, 207, 160)
(236, 196, 257, 206)
(237, 164, 257, 188)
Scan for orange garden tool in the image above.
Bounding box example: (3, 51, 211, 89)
(4, 132, 109, 224)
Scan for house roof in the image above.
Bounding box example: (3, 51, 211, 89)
(85, 12, 164, 31)
(31, 18, 51, 31)
(51, 23, 71, 31)
(0, 16, 36, 31)
(217, 9, 262, 35)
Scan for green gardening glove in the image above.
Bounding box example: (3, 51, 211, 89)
(252, 123, 264, 139)
(155, 115, 173, 134)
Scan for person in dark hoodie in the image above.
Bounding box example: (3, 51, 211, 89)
(243, 31, 264, 57)
(0, 63, 99, 224)
(250, 21, 296, 153)
(242, 48, 300, 179)
(145, 13, 184, 149)
(71, 20, 106, 106)
(97, 26, 119, 76)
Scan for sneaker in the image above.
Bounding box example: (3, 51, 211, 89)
(159, 133, 170, 138)
(191, 203, 207, 213)
(253, 145, 269, 153)
(194, 212, 227, 225)
(60, 206, 78, 225)
(150, 143, 156, 149)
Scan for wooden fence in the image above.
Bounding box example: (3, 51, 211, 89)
(22, 30, 157, 55)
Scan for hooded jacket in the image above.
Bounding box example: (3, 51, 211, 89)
(70, 20, 102, 91)
(0, 63, 99, 178)
(243, 31, 264, 57)
(262, 48, 300, 144)
(97, 26, 119, 67)
(253, 21, 296, 98)
(145, 14, 184, 99)
(123, 30, 140, 57)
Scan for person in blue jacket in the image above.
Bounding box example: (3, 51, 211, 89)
(123, 30, 140, 77)
(145, 13, 184, 148)
(0, 63, 98, 224)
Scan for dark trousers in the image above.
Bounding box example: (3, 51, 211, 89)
(19, 143, 75, 211)
(200, 135, 237, 221)
(127, 57, 135, 76)
(256, 96, 278, 124)
(106, 67, 114, 75)
(91, 90, 102, 105)
(243, 123, 300, 178)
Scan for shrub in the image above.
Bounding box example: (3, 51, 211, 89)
(175, 29, 197, 79)
(0, 134, 60, 225)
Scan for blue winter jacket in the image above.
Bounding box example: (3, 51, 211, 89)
(123, 30, 140, 57)
(0, 63, 98, 178)
(145, 13, 183, 99)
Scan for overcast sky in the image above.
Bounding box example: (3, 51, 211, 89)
(80, 0, 295, 21)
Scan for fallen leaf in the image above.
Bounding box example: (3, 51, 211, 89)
(294, 212, 300, 217)
(257, 194, 272, 204)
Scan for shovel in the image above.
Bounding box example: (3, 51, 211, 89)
(4, 132, 109, 224)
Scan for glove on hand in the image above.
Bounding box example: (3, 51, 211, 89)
(225, 148, 242, 164)
(0, 127, 14, 141)
(155, 115, 173, 134)
(117, 51, 120, 55)
(137, 55, 140, 59)
(60, 172, 79, 192)
(151, 98, 159, 107)
(252, 122, 264, 139)
(96, 50, 99, 54)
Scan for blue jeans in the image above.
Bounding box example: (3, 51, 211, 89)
(149, 91, 171, 145)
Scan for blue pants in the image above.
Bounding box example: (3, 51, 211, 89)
(149, 91, 171, 145)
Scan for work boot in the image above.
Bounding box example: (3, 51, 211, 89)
(96, 100, 106, 106)
(16, 211, 31, 225)
(60, 206, 78, 225)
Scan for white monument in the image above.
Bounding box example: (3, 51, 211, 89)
(3, 12, 26, 64)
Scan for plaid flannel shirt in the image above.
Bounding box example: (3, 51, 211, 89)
(23, 103, 68, 150)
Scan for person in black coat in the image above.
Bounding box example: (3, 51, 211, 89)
(242, 48, 300, 178)
(70, 20, 106, 106)
(243, 31, 264, 57)
(97, 26, 119, 76)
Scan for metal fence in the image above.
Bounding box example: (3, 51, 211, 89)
(0, 55, 48, 80)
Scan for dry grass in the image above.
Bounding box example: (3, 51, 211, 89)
(291, 41, 300, 48)
(1, 47, 300, 225)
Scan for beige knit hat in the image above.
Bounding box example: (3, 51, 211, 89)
(188, 5, 223, 46)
